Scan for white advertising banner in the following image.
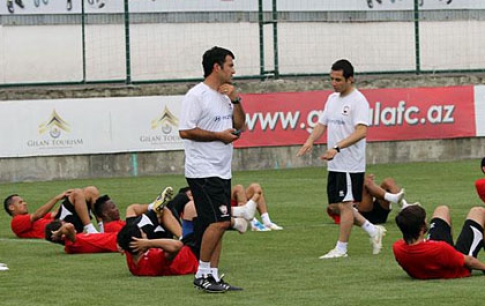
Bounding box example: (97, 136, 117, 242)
(474, 85, 485, 137)
(0, 96, 184, 158)
(1, 0, 482, 15)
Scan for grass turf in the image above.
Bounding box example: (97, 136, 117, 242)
(0, 159, 483, 306)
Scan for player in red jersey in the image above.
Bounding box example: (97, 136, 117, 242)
(93, 195, 126, 233)
(393, 204, 485, 279)
(475, 157, 485, 204)
(45, 221, 118, 254)
(4, 186, 99, 239)
(117, 223, 198, 277)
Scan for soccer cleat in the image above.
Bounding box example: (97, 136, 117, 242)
(0, 263, 9, 271)
(371, 225, 387, 255)
(402, 201, 421, 209)
(218, 274, 243, 291)
(265, 222, 283, 231)
(152, 187, 174, 215)
(251, 219, 270, 232)
(193, 274, 227, 293)
(319, 248, 348, 259)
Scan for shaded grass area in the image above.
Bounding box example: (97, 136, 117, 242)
(0, 159, 483, 306)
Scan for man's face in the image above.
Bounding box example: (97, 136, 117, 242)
(8, 196, 29, 216)
(217, 55, 235, 84)
(330, 69, 353, 95)
(102, 200, 120, 222)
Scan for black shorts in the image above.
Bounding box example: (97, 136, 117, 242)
(54, 197, 87, 233)
(360, 200, 390, 224)
(186, 177, 232, 225)
(428, 217, 454, 245)
(429, 218, 484, 257)
(327, 171, 365, 204)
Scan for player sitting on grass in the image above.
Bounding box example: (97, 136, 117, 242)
(393, 205, 485, 279)
(231, 182, 283, 231)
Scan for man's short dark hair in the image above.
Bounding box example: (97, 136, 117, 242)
(202, 46, 235, 78)
(117, 223, 142, 255)
(93, 194, 111, 218)
(331, 59, 354, 79)
(3, 194, 18, 216)
(178, 186, 190, 194)
(44, 220, 64, 244)
(395, 205, 427, 244)
(481, 157, 485, 173)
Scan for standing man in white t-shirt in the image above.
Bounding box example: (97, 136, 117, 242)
(297, 59, 386, 259)
(179, 46, 248, 293)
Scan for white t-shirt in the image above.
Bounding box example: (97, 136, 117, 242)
(179, 82, 235, 179)
(318, 88, 370, 173)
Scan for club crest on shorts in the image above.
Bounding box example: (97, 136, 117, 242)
(219, 205, 229, 217)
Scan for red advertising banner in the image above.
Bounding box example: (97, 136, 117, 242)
(235, 86, 476, 148)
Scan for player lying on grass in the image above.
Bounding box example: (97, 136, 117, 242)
(116, 187, 256, 286)
(42, 187, 178, 254)
(393, 205, 485, 279)
(327, 174, 418, 224)
(93, 187, 181, 233)
(45, 221, 118, 254)
(4, 186, 100, 239)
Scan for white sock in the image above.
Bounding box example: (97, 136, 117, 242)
(231, 206, 244, 218)
(148, 203, 154, 211)
(210, 268, 220, 282)
(384, 192, 398, 203)
(196, 261, 210, 278)
(361, 220, 377, 237)
(336, 241, 348, 254)
(84, 223, 99, 234)
(98, 222, 104, 233)
(261, 212, 272, 225)
(232, 218, 247, 233)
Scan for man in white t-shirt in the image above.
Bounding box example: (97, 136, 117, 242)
(179, 46, 247, 293)
(297, 59, 386, 259)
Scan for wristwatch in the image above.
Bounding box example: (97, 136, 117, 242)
(332, 145, 341, 153)
(231, 97, 241, 104)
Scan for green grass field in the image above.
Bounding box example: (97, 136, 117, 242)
(1, 159, 484, 306)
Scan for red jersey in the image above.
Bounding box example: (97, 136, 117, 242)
(104, 220, 126, 233)
(475, 178, 485, 204)
(64, 232, 118, 254)
(11, 213, 54, 239)
(392, 239, 470, 279)
(326, 207, 340, 224)
(125, 245, 198, 277)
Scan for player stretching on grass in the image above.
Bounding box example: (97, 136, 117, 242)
(4, 186, 100, 239)
(297, 59, 385, 259)
(393, 205, 485, 279)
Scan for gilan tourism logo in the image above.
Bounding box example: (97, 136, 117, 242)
(140, 105, 182, 145)
(27, 109, 84, 149)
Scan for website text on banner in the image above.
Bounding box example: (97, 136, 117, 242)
(236, 86, 475, 148)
